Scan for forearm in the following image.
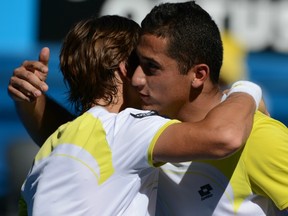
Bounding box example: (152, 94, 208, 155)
(153, 80, 262, 163)
(15, 94, 74, 146)
(202, 92, 256, 157)
(203, 80, 262, 157)
(154, 93, 256, 163)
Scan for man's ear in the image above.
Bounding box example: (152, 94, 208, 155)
(118, 61, 127, 77)
(191, 64, 209, 88)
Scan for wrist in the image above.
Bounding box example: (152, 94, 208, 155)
(227, 80, 262, 110)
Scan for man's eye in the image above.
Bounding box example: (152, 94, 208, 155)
(142, 64, 157, 75)
(147, 62, 158, 69)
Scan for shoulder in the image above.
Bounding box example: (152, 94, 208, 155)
(250, 111, 288, 139)
(244, 111, 288, 167)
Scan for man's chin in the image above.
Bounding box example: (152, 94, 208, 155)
(141, 104, 157, 112)
(141, 104, 170, 117)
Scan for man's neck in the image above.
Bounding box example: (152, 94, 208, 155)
(94, 79, 126, 114)
(176, 87, 223, 123)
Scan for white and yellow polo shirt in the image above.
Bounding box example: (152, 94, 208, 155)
(21, 106, 178, 216)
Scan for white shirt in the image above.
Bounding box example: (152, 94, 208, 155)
(21, 106, 178, 216)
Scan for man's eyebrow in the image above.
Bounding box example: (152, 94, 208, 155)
(139, 55, 160, 66)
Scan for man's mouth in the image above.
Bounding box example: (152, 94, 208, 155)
(139, 93, 150, 104)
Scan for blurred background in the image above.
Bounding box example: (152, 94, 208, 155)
(1, 0, 287, 214)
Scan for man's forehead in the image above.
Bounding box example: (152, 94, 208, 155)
(138, 34, 168, 48)
(136, 34, 169, 60)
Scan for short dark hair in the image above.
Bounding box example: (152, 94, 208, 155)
(141, 1, 223, 83)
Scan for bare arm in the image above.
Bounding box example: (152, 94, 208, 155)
(153, 92, 256, 163)
(8, 47, 74, 146)
(13, 95, 74, 146)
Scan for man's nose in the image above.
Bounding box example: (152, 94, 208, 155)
(132, 65, 146, 87)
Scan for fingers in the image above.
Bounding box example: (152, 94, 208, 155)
(16, 61, 49, 90)
(8, 79, 39, 102)
(8, 61, 49, 102)
(259, 98, 270, 116)
(22, 60, 49, 82)
(8, 47, 51, 103)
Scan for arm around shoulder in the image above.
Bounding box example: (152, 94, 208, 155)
(153, 92, 257, 163)
(8, 48, 75, 146)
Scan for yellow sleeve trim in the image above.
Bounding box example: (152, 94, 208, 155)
(147, 119, 180, 167)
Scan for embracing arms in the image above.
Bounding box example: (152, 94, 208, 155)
(8, 47, 74, 145)
(8, 47, 261, 163)
(153, 91, 258, 162)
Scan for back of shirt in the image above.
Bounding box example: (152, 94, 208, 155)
(21, 106, 177, 216)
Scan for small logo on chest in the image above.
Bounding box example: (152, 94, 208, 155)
(198, 184, 213, 200)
